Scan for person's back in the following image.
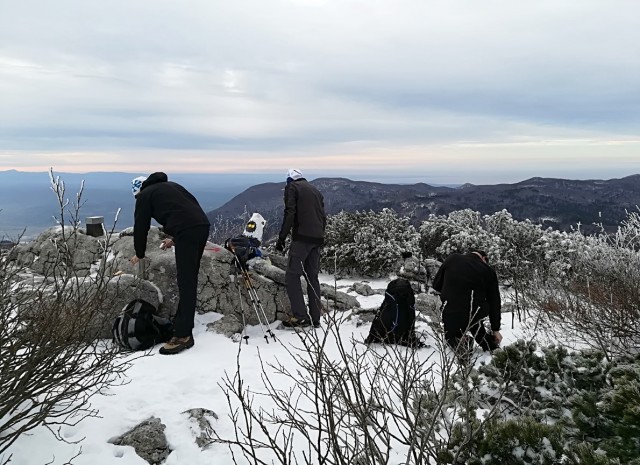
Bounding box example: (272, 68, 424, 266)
(130, 172, 210, 355)
(432, 251, 502, 354)
(433, 253, 496, 317)
(277, 168, 326, 329)
(134, 173, 209, 246)
(281, 176, 325, 245)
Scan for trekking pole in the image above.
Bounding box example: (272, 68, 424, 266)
(239, 269, 275, 343)
(233, 256, 272, 343)
(240, 266, 277, 342)
(231, 272, 250, 345)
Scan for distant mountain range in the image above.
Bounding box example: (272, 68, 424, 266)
(2, 170, 639, 241)
(0, 170, 280, 239)
(207, 174, 640, 239)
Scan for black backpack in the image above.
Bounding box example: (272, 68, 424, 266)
(224, 235, 261, 268)
(112, 299, 173, 351)
(365, 278, 422, 347)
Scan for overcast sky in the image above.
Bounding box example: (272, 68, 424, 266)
(1, 0, 639, 184)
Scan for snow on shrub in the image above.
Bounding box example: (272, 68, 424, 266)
(322, 209, 419, 276)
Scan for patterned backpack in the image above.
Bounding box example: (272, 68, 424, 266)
(112, 299, 173, 351)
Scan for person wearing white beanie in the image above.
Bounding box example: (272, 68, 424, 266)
(276, 169, 327, 328)
(130, 172, 210, 354)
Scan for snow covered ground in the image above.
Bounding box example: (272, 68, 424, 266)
(4, 273, 528, 465)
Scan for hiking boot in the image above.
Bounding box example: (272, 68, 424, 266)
(159, 336, 194, 355)
(281, 317, 312, 328)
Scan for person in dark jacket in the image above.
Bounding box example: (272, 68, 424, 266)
(275, 168, 327, 328)
(432, 250, 503, 356)
(130, 172, 210, 355)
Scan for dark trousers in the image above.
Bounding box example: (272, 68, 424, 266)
(285, 240, 322, 324)
(172, 225, 209, 337)
(442, 309, 495, 352)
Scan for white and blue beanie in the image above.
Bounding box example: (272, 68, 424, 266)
(287, 168, 303, 182)
(131, 176, 147, 197)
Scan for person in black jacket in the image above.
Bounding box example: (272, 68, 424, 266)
(130, 172, 210, 355)
(432, 250, 503, 356)
(275, 168, 327, 328)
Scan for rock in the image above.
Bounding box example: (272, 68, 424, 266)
(109, 417, 171, 465)
(111, 231, 289, 330)
(81, 274, 163, 339)
(320, 284, 360, 310)
(351, 282, 375, 296)
(11, 271, 164, 340)
(348, 307, 378, 326)
(398, 257, 442, 287)
(267, 252, 288, 271)
(11, 226, 297, 340)
(182, 408, 218, 449)
(249, 258, 286, 285)
(415, 292, 442, 323)
(9, 226, 104, 276)
(207, 314, 244, 338)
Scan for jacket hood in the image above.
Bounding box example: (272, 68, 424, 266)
(141, 172, 168, 191)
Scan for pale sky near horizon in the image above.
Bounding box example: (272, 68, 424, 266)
(1, 0, 639, 184)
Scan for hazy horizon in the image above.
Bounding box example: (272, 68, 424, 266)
(2, 168, 639, 187)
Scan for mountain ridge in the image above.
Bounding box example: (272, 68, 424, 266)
(207, 174, 640, 238)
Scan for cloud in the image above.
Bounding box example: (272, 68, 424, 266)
(1, 0, 639, 182)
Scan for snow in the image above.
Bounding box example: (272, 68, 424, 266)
(4, 274, 525, 465)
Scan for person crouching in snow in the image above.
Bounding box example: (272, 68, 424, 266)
(431, 250, 503, 361)
(130, 172, 210, 355)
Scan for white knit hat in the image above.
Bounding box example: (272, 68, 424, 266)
(287, 168, 303, 180)
(131, 176, 147, 197)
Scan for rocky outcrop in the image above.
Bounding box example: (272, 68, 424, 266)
(9, 226, 377, 340)
(9, 226, 290, 339)
(415, 292, 442, 323)
(320, 283, 360, 311)
(109, 417, 171, 465)
(10, 226, 104, 276)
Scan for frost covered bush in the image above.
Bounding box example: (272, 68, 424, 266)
(450, 340, 640, 464)
(419, 209, 585, 282)
(322, 209, 420, 276)
(526, 212, 640, 358)
(419, 209, 488, 259)
(470, 417, 564, 465)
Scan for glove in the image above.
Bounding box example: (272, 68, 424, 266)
(275, 239, 286, 253)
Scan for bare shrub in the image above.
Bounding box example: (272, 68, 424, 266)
(0, 172, 136, 463)
(211, 307, 517, 464)
(523, 210, 640, 359)
(210, 206, 251, 245)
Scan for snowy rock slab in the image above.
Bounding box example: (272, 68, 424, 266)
(183, 408, 219, 449)
(350, 282, 375, 296)
(320, 283, 360, 310)
(207, 314, 244, 338)
(9, 226, 105, 276)
(415, 292, 442, 323)
(109, 417, 171, 465)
